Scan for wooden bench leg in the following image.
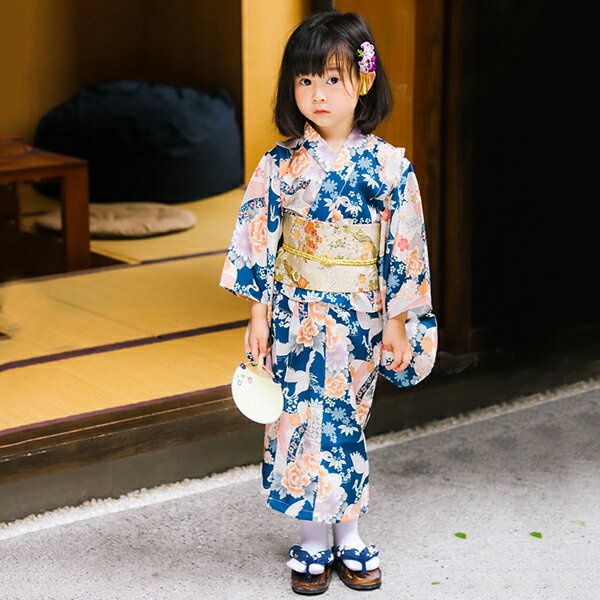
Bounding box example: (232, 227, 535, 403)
(59, 166, 91, 271)
(0, 183, 23, 232)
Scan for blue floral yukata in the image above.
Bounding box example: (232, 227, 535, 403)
(220, 120, 437, 523)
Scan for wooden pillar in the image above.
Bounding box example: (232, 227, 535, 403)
(413, 0, 444, 343)
(440, 0, 473, 353)
(241, 0, 311, 182)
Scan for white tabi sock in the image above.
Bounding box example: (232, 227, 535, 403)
(286, 520, 329, 575)
(332, 517, 381, 571)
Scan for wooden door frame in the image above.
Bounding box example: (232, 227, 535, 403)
(438, 0, 474, 353)
(413, 0, 444, 349)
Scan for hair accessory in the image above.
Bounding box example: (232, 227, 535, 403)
(356, 41, 376, 96)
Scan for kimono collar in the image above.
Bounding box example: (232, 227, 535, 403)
(302, 120, 369, 173)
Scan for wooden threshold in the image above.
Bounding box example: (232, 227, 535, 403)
(0, 386, 254, 486)
(0, 371, 432, 488)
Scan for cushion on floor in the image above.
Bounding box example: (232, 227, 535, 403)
(34, 202, 197, 239)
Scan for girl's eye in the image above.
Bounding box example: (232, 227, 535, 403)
(298, 76, 339, 86)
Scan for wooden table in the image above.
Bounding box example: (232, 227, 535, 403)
(0, 135, 91, 271)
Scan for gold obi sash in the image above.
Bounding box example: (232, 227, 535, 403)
(273, 211, 380, 293)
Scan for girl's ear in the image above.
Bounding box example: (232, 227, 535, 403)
(366, 71, 376, 91)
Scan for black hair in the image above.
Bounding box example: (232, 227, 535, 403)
(273, 10, 393, 139)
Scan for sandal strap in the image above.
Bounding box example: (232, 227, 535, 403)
(331, 543, 379, 575)
(289, 544, 334, 579)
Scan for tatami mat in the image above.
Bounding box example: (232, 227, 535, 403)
(19, 184, 244, 263)
(0, 326, 247, 432)
(0, 254, 250, 364)
(0, 184, 255, 433)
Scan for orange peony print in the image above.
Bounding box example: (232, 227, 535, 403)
(301, 452, 322, 477)
(304, 122, 320, 141)
(419, 278, 430, 297)
(325, 316, 341, 350)
(356, 400, 372, 428)
(279, 158, 290, 177)
(297, 316, 319, 344)
(340, 499, 363, 522)
(308, 302, 328, 323)
(332, 147, 350, 170)
(249, 213, 268, 253)
(288, 147, 313, 177)
(325, 372, 347, 398)
(316, 465, 334, 500)
(331, 209, 343, 222)
(421, 335, 435, 353)
(406, 248, 423, 277)
(281, 460, 311, 498)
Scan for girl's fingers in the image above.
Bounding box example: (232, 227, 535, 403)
(249, 337, 271, 363)
(250, 339, 259, 363)
(386, 346, 413, 371)
(396, 351, 412, 371)
(389, 353, 401, 370)
(259, 340, 270, 357)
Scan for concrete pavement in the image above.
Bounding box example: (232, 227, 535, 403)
(1, 379, 598, 600)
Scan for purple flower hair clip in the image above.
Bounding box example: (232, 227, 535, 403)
(356, 41, 377, 73)
(356, 41, 377, 95)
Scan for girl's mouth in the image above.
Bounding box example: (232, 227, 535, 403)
(314, 110, 329, 114)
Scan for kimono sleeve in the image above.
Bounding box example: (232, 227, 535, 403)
(378, 154, 438, 387)
(219, 149, 282, 307)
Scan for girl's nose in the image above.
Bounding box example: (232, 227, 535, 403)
(312, 85, 326, 102)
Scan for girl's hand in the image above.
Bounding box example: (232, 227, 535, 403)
(246, 301, 271, 363)
(382, 314, 412, 371)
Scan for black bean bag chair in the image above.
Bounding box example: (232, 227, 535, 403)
(32, 80, 243, 204)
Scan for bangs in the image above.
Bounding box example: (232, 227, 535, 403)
(290, 40, 356, 82)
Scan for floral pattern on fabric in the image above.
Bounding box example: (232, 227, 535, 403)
(219, 120, 438, 522)
(260, 291, 380, 522)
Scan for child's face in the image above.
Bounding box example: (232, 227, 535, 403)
(294, 55, 362, 133)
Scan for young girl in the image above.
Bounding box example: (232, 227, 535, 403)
(220, 10, 437, 594)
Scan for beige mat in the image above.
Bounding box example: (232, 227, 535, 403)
(19, 184, 245, 263)
(0, 254, 251, 364)
(0, 326, 248, 432)
(1, 184, 253, 434)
